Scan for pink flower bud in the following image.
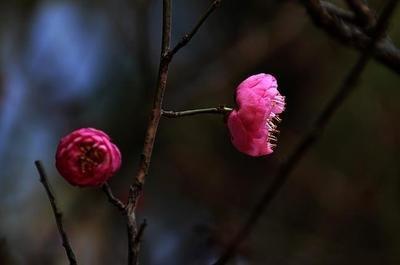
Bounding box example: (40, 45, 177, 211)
(227, 73, 285, 157)
(55, 128, 121, 187)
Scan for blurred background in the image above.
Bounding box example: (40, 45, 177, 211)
(0, 0, 399, 264)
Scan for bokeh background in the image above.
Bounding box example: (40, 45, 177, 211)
(0, 0, 399, 264)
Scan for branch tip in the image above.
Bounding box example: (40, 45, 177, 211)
(35, 160, 78, 265)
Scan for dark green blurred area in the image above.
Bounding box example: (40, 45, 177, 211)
(0, 0, 399, 264)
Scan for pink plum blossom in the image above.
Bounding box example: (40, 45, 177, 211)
(227, 73, 285, 157)
(55, 128, 121, 187)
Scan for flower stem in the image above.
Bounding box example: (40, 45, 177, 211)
(162, 106, 232, 118)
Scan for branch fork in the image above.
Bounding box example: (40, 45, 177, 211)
(36, 1, 400, 265)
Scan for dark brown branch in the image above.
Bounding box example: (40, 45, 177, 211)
(125, 0, 172, 262)
(345, 0, 375, 27)
(133, 219, 147, 246)
(34, 160, 77, 265)
(322, 0, 356, 24)
(168, 0, 221, 58)
(101, 182, 143, 265)
(162, 106, 232, 118)
(126, 182, 144, 265)
(127, 219, 146, 265)
(300, 0, 400, 74)
(134, 0, 172, 187)
(124, 0, 220, 263)
(213, 0, 399, 264)
(102, 183, 126, 212)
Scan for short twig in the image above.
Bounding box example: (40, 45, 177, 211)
(102, 183, 126, 212)
(213, 0, 399, 264)
(35, 160, 77, 265)
(162, 106, 232, 118)
(345, 0, 375, 28)
(168, 0, 222, 58)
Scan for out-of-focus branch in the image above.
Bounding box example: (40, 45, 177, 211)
(35, 161, 77, 265)
(162, 106, 232, 118)
(300, 0, 400, 74)
(213, 0, 399, 264)
(322, 0, 356, 23)
(345, 0, 375, 27)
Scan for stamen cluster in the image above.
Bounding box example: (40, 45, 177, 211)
(227, 73, 285, 157)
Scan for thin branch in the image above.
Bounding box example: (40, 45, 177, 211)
(34, 160, 77, 265)
(322, 0, 356, 24)
(300, 0, 400, 75)
(126, 0, 172, 261)
(101, 182, 144, 265)
(133, 0, 221, 197)
(126, 0, 220, 263)
(162, 106, 232, 118)
(102, 183, 126, 212)
(134, 0, 172, 187)
(345, 0, 375, 28)
(133, 219, 147, 246)
(213, 0, 399, 264)
(168, 0, 221, 58)
(127, 219, 147, 265)
(126, 182, 143, 265)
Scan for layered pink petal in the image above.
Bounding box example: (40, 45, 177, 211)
(55, 128, 121, 187)
(228, 73, 285, 157)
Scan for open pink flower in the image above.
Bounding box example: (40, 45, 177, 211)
(55, 128, 121, 187)
(227, 73, 285, 157)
